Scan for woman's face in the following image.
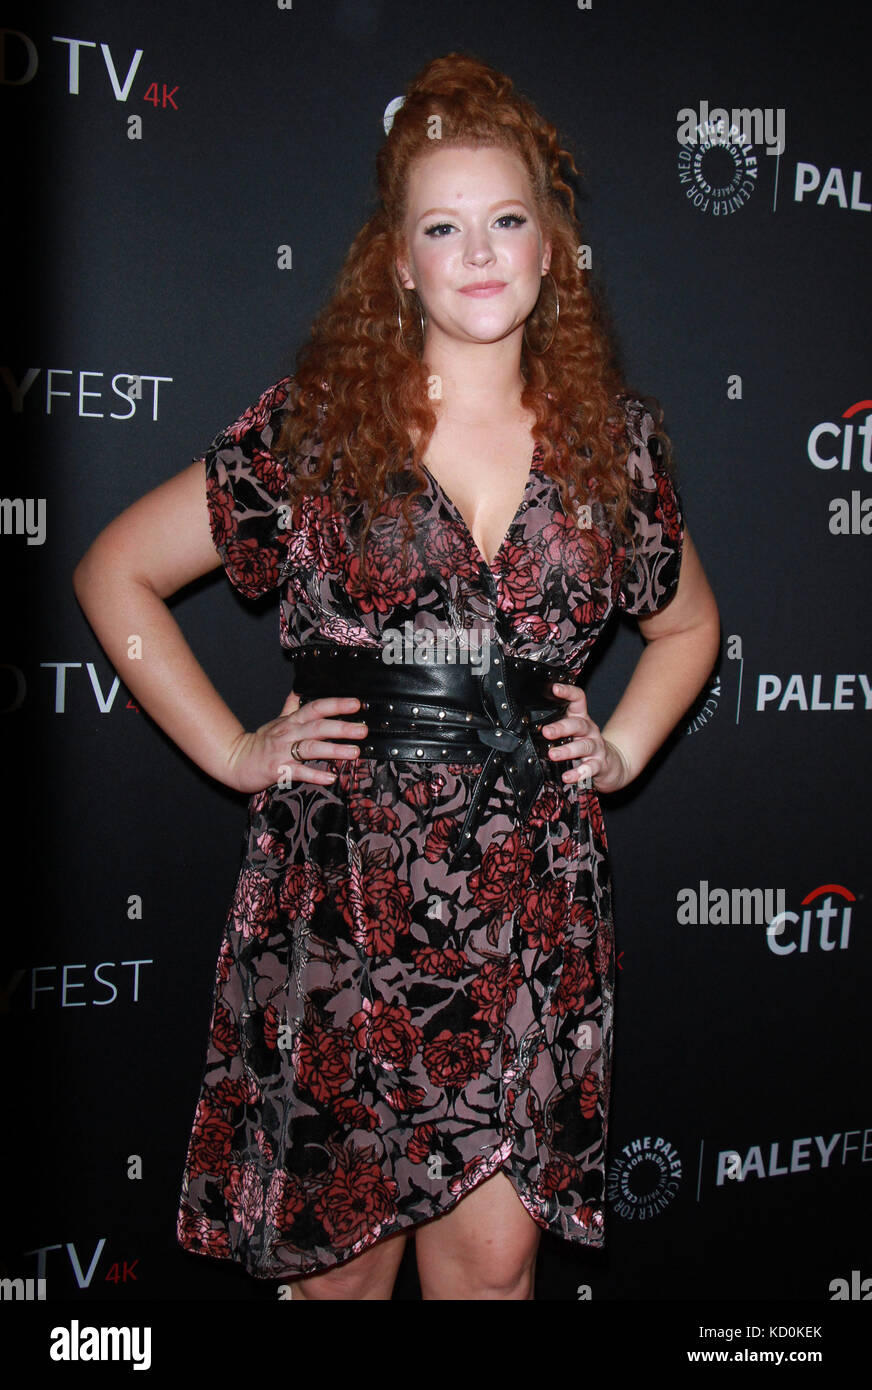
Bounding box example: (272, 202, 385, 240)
(396, 144, 551, 353)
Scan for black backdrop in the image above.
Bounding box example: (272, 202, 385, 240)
(2, 0, 869, 1322)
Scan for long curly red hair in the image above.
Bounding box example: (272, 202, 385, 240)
(274, 51, 673, 579)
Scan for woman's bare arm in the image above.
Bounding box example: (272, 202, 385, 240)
(72, 460, 256, 788)
(600, 527, 721, 783)
(72, 460, 365, 791)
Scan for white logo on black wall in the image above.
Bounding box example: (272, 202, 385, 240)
(767, 884, 857, 956)
(674, 881, 859, 956)
(795, 163, 870, 214)
(0, 30, 179, 123)
(807, 399, 872, 535)
(711, 1128, 866, 1188)
(676, 102, 785, 216)
(607, 1136, 681, 1220)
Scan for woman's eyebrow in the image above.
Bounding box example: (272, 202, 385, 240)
(415, 198, 531, 222)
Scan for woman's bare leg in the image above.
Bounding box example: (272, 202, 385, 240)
(414, 1169, 541, 1300)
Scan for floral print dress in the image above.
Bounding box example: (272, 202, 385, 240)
(176, 377, 684, 1280)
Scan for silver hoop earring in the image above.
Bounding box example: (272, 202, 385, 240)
(397, 288, 425, 351)
(523, 270, 560, 356)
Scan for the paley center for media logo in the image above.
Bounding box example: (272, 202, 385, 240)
(676, 101, 785, 216)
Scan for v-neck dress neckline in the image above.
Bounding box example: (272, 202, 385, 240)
(419, 444, 543, 579)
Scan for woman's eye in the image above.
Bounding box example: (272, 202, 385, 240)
(422, 214, 527, 237)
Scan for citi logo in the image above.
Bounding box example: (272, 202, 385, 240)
(49, 1320, 151, 1370)
(807, 399, 872, 535)
(767, 884, 856, 955)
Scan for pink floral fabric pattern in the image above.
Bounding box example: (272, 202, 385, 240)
(176, 377, 684, 1279)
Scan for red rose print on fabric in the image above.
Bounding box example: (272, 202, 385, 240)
(519, 878, 574, 954)
(186, 1100, 234, 1177)
(177, 1203, 231, 1258)
(286, 493, 348, 574)
(423, 816, 457, 862)
(211, 1002, 240, 1057)
(263, 1002, 280, 1050)
(296, 1020, 351, 1105)
(579, 1073, 601, 1120)
(223, 379, 291, 443)
(212, 1074, 261, 1108)
(410, 945, 468, 979)
(332, 1097, 380, 1131)
(491, 538, 541, 612)
(349, 794, 401, 835)
(344, 531, 426, 615)
(350, 998, 422, 1071)
(469, 958, 524, 1030)
(385, 1084, 428, 1113)
(651, 445, 683, 542)
(541, 1158, 576, 1197)
(222, 1162, 265, 1238)
(265, 1168, 306, 1232)
(225, 539, 286, 598)
(541, 513, 610, 586)
(278, 861, 327, 918)
(406, 1123, 438, 1164)
(231, 866, 278, 942)
(421, 520, 481, 582)
(469, 830, 534, 920)
(335, 845, 414, 958)
(550, 941, 595, 1016)
(422, 1030, 491, 1089)
(313, 1144, 400, 1248)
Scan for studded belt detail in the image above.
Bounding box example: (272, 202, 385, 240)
(290, 639, 575, 870)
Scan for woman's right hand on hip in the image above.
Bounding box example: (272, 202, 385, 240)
(225, 691, 367, 792)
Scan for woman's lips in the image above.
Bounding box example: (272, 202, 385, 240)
(458, 282, 507, 296)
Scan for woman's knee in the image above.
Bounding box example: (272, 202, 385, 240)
(415, 1172, 542, 1299)
(441, 1237, 539, 1299)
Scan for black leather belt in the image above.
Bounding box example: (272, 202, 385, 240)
(291, 639, 576, 869)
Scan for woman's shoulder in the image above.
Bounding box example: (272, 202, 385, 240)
(202, 374, 333, 473)
(610, 391, 672, 478)
(215, 375, 299, 450)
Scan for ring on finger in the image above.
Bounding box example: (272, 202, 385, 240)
(289, 739, 304, 761)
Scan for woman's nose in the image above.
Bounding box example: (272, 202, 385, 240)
(464, 236, 495, 266)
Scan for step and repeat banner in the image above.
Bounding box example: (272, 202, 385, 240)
(2, 0, 869, 1324)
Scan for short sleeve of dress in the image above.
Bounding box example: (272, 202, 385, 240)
(198, 377, 296, 599)
(615, 401, 685, 616)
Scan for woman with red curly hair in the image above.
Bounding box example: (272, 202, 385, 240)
(74, 52, 719, 1300)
